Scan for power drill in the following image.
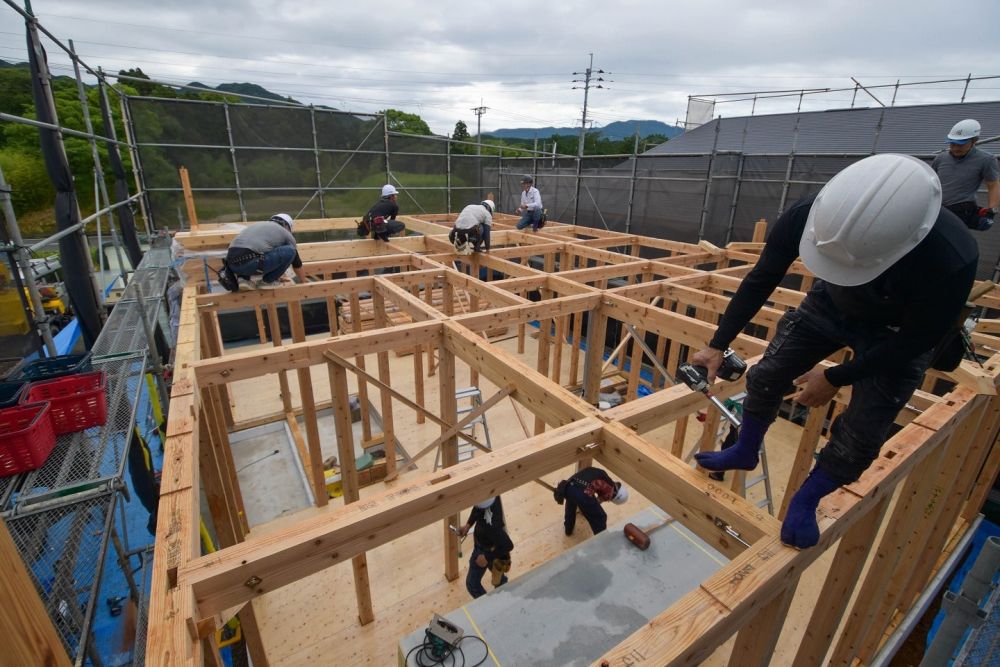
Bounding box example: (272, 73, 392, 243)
(677, 349, 747, 428)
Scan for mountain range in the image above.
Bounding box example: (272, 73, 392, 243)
(485, 120, 683, 141)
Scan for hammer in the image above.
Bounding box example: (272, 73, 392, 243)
(623, 516, 675, 551)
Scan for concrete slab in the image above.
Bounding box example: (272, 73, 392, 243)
(399, 507, 728, 667)
(230, 421, 313, 527)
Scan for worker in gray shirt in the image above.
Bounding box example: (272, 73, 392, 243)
(932, 119, 999, 231)
(224, 213, 306, 290)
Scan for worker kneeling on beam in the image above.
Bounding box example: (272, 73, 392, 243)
(689, 154, 978, 549)
(556, 466, 628, 536)
(457, 495, 514, 599)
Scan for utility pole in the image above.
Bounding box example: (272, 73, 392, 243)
(571, 53, 607, 225)
(471, 103, 488, 156)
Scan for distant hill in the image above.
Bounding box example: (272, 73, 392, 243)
(188, 81, 297, 103)
(486, 120, 683, 141)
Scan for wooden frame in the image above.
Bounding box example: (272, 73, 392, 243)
(148, 214, 1000, 666)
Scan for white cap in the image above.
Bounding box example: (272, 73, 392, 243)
(270, 213, 293, 230)
(481, 199, 495, 213)
(947, 119, 981, 144)
(475, 497, 496, 509)
(799, 154, 940, 287)
(612, 484, 628, 505)
(381, 184, 399, 197)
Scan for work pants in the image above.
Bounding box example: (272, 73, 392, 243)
(229, 245, 296, 283)
(743, 282, 931, 485)
(466, 546, 508, 598)
(515, 209, 541, 231)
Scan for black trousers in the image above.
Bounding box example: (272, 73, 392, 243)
(743, 283, 930, 485)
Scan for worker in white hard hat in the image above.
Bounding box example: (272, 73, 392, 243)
(359, 184, 406, 241)
(457, 495, 514, 598)
(932, 119, 999, 231)
(556, 466, 628, 536)
(222, 213, 305, 291)
(689, 154, 978, 549)
(449, 198, 496, 253)
(514, 175, 544, 232)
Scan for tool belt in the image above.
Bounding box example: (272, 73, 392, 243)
(225, 247, 263, 272)
(490, 557, 511, 586)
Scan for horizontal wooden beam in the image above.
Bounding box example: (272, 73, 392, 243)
(179, 418, 605, 616)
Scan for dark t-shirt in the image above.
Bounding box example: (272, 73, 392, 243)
(710, 195, 978, 386)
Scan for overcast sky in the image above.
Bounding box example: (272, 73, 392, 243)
(3, 0, 1000, 136)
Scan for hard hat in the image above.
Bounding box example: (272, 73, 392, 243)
(520, 175, 533, 184)
(799, 154, 941, 288)
(270, 213, 294, 230)
(947, 119, 981, 144)
(481, 199, 495, 213)
(612, 483, 628, 505)
(381, 184, 399, 197)
(475, 496, 497, 509)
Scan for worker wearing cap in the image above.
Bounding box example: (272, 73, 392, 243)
(457, 496, 514, 598)
(364, 184, 407, 241)
(689, 154, 977, 549)
(449, 199, 495, 253)
(224, 213, 305, 290)
(561, 466, 628, 536)
(932, 119, 999, 231)
(514, 175, 543, 231)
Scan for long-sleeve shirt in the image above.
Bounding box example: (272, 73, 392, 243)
(710, 195, 978, 387)
(567, 466, 617, 502)
(467, 500, 513, 556)
(228, 221, 302, 268)
(520, 187, 542, 211)
(368, 196, 399, 220)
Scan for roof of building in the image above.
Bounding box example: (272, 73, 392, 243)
(646, 100, 1000, 156)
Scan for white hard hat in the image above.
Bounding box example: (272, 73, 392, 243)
(475, 497, 496, 509)
(481, 199, 495, 213)
(799, 154, 940, 287)
(270, 213, 294, 230)
(612, 483, 628, 505)
(947, 119, 981, 144)
(381, 184, 399, 197)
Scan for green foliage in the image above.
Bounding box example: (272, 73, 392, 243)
(382, 108, 431, 135)
(0, 149, 53, 212)
(453, 120, 470, 143)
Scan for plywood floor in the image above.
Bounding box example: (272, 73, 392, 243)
(223, 328, 840, 666)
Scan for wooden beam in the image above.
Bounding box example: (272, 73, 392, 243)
(179, 419, 604, 616)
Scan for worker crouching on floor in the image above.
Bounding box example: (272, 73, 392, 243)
(689, 154, 978, 549)
(449, 199, 495, 254)
(458, 496, 514, 599)
(556, 466, 628, 536)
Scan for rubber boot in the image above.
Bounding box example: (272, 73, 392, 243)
(695, 413, 769, 472)
(780, 467, 841, 549)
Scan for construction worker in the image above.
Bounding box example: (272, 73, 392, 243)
(514, 175, 543, 231)
(690, 154, 978, 549)
(449, 199, 495, 253)
(560, 466, 629, 536)
(363, 184, 407, 241)
(224, 213, 305, 290)
(932, 119, 999, 231)
(458, 496, 514, 598)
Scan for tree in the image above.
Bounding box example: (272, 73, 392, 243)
(381, 108, 431, 135)
(453, 120, 470, 143)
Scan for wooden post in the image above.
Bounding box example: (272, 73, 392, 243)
(0, 518, 72, 667)
(438, 342, 461, 582)
(327, 361, 374, 624)
(372, 289, 397, 478)
(348, 271, 373, 442)
(411, 284, 426, 424)
(179, 165, 199, 230)
(752, 218, 767, 243)
(288, 300, 328, 507)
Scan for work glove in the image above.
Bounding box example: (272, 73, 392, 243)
(976, 208, 995, 232)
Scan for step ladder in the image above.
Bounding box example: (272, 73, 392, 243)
(434, 387, 493, 470)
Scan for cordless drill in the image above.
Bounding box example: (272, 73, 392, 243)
(677, 349, 747, 428)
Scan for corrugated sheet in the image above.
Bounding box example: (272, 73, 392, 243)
(649, 100, 1000, 156)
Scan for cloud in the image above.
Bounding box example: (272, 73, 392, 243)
(4, 0, 998, 135)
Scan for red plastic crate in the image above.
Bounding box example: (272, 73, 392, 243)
(0, 402, 56, 476)
(22, 371, 107, 435)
